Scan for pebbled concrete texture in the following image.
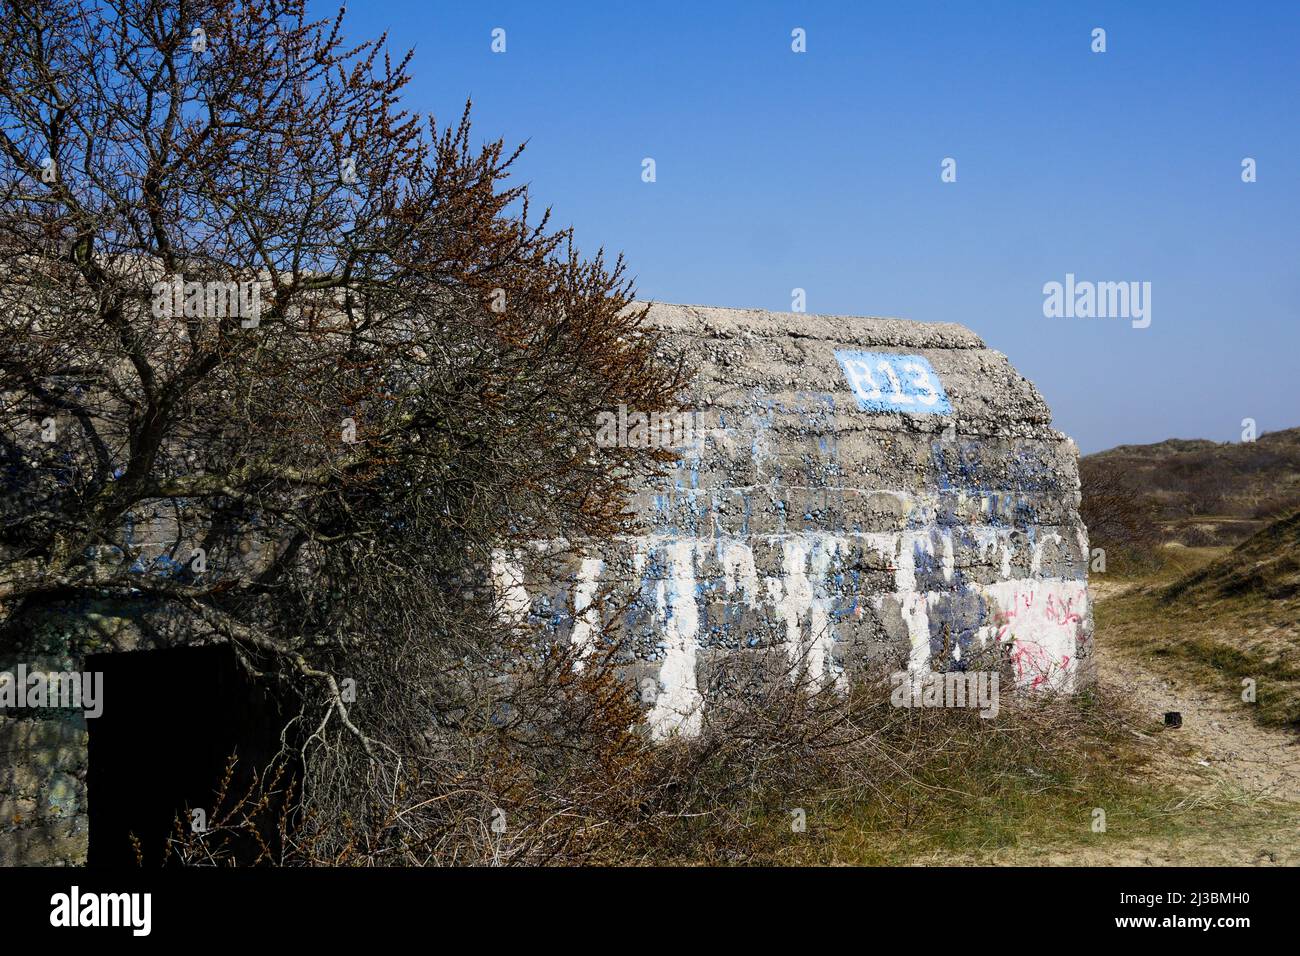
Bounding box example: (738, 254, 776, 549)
(0, 714, 89, 865)
(497, 303, 1094, 739)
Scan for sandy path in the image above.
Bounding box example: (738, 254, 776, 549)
(919, 584, 1300, 865)
(1046, 585, 1300, 864)
(1092, 582, 1300, 804)
(1098, 645, 1300, 804)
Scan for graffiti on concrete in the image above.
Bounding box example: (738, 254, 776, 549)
(491, 304, 1092, 739)
(834, 350, 952, 414)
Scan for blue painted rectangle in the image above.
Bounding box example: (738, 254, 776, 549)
(834, 350, 952, 414)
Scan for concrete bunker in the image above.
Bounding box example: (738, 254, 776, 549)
(494, 303, 1094, 738)
(1, 301, 1092, 864)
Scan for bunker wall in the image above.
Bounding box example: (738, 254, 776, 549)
(494, 304, 1093, 738)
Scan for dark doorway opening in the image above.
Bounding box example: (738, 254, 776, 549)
(86, 644, 300, 866)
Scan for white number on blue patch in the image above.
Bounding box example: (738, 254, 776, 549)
(834, 351, 951, 414)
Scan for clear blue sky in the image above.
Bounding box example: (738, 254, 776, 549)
(313, 1, 1299, 453)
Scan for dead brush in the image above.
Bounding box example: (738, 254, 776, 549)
(600, 659, 1150, 864)
(165, 637, 1149, 866)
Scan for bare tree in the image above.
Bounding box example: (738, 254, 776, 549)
(0, 0, 685, 860)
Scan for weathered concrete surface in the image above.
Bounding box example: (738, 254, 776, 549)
(0, 604, 123, 867)
(496, 303, 1093, 738)
(0, 714, 88, 865)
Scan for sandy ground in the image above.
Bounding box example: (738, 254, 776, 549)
(1092, 580, 1300, 806)
(924, 581, 1300, 866)
(1021, 647, 1300, 866)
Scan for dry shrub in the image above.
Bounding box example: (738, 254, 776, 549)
(613, 661, 1137, 865)
(1079, 459, 1165, 572)
(0, 0, 687, 867)
(164, 636, 1136, 866)
(158, 757, 300, 867)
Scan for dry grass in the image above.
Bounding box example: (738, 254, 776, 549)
(1099, 534, 1300, 730)
(638, 681, 1244, 865)
(163, 660, 1297, 866)
(163, 559, 1300, 868)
